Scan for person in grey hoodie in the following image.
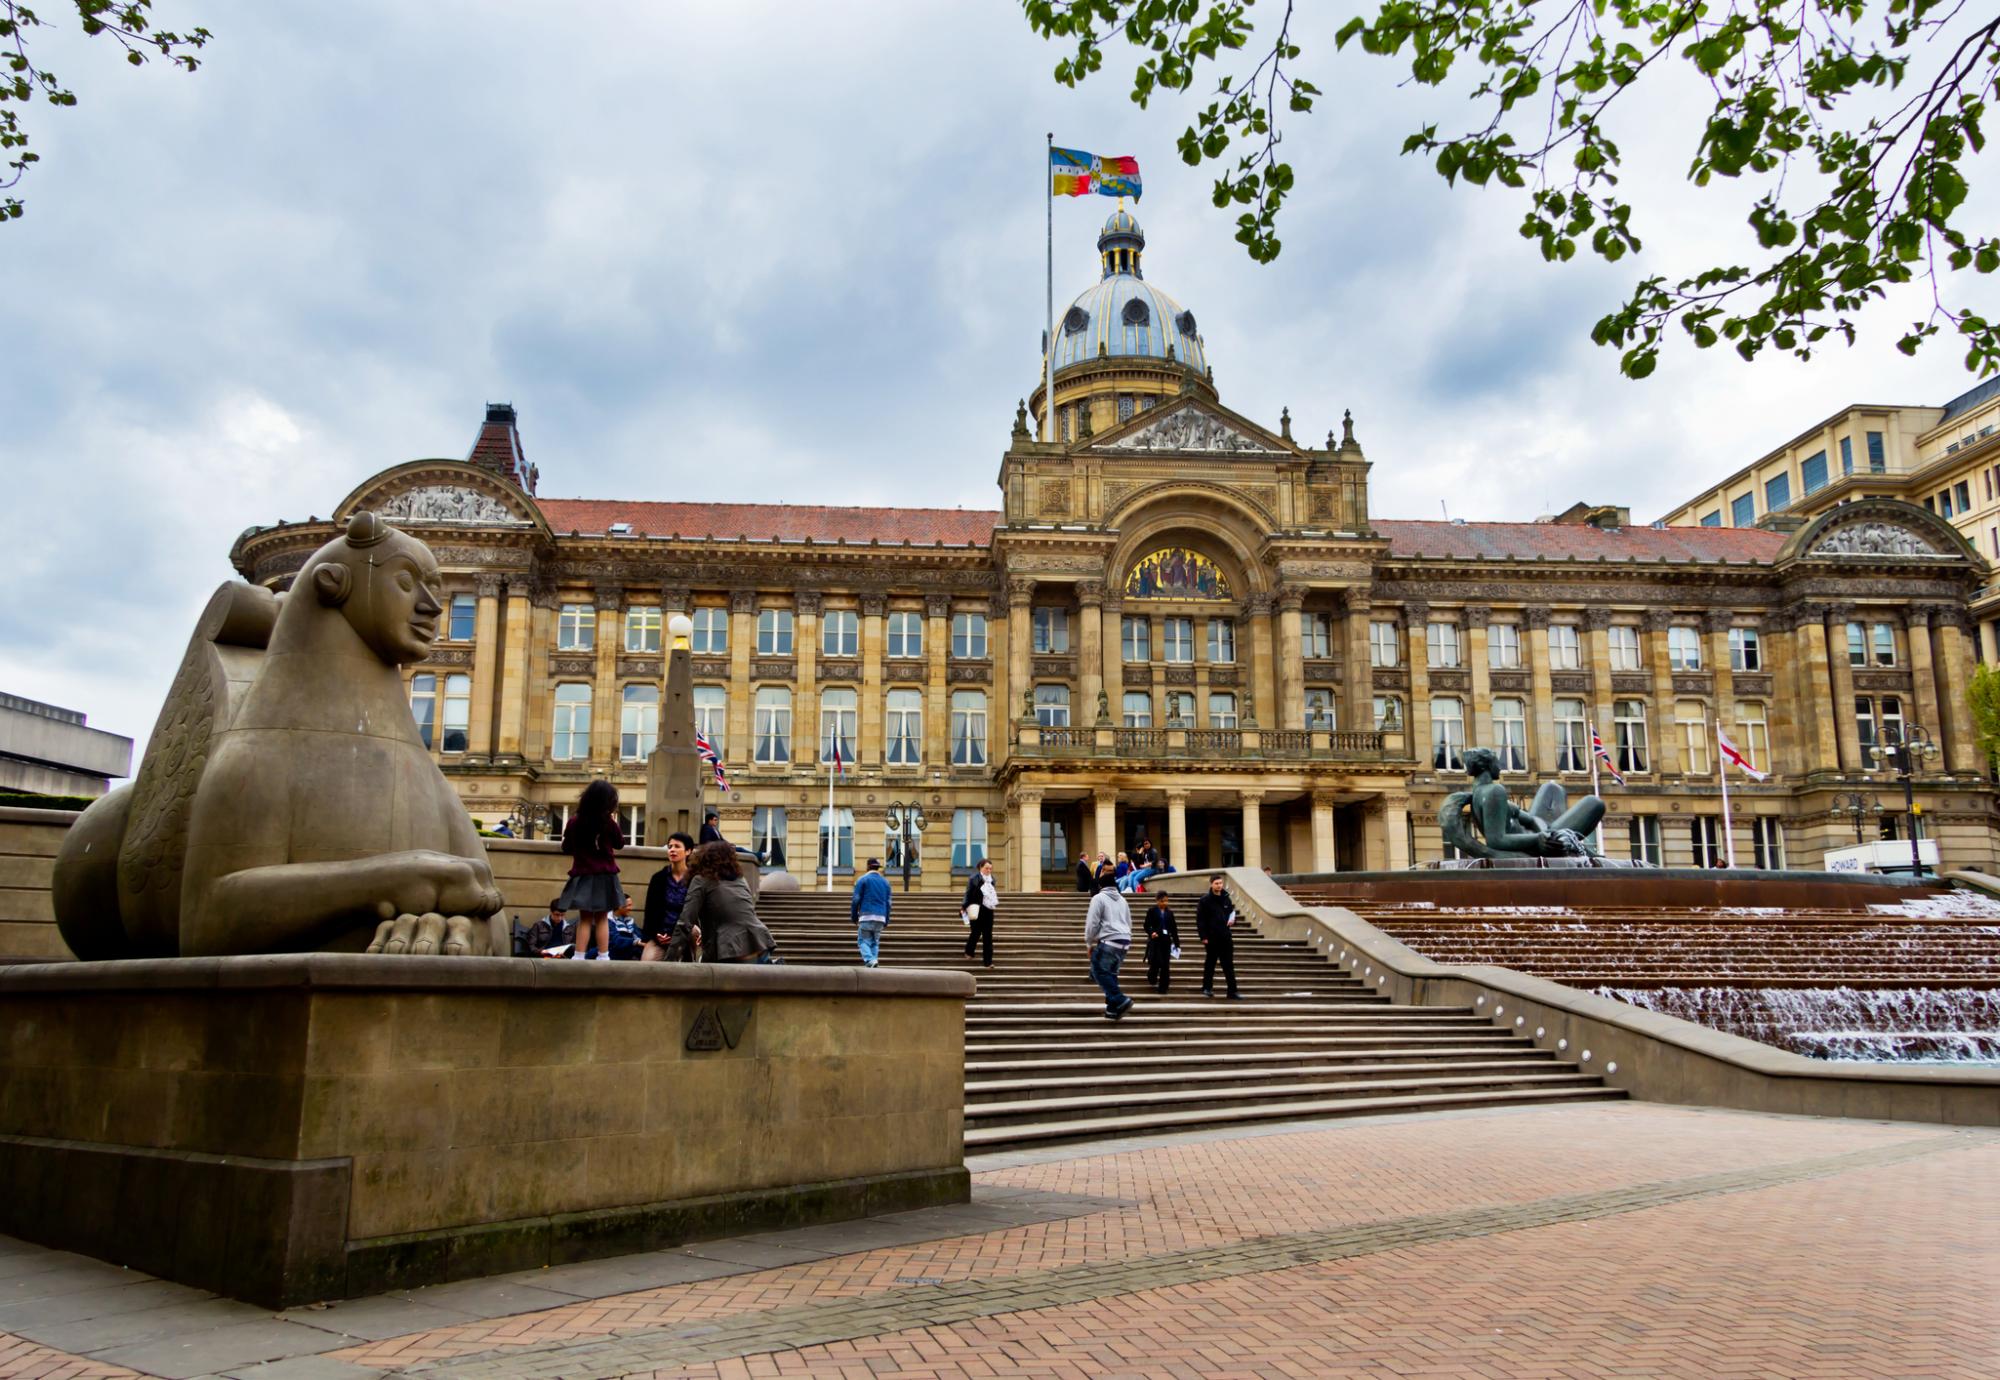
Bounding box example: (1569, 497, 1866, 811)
(851, 857, 891, 968)
(1084, 871, 1135, 1020)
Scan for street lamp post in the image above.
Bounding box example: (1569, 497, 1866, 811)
(1827, 792, 1882, 848)
(1869, 725, 1940, 877)
(885, 802, 925, 893)
(504, 800, 557, 841)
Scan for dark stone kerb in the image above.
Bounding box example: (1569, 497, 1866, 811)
(0, 954, 977, 999)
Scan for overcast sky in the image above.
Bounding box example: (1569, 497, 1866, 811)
(1, 1, 1992, 757)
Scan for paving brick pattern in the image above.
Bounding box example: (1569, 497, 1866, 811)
(310, 1104, 1996, 1380)
(0, 1333, 142, 1380)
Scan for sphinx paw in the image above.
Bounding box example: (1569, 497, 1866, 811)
(407, 911, 448, 955)
(442, 915, 477, 955)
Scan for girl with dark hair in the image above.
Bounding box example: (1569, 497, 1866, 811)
(675, 841, 777, 963)
(558, 779, 625, 961)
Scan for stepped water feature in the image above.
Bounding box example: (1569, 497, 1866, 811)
(756, 888, 1620, 1152)
(1310, 890, 2000, 1064)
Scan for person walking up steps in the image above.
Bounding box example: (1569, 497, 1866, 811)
(1195, 872, 1242, 998)
(558, 780, 626, 961)
(1086, 871, 1135, 1020)
(851, 856, 891, 968)
(1143, 894, 1179, 992)
(960, 856, 997, 967)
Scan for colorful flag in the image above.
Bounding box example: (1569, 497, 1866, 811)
(831, 734, 845, 776)
(1591, 725, 1627, 786)
(1716, 726, 1768, 781)
(1051, 147, 1142, 199)
(695, 731, 728, 792)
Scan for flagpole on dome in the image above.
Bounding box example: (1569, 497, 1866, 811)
(1046, 131, 1055, 443)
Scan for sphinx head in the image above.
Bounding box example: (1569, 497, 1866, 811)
(300, 512, 444, 666)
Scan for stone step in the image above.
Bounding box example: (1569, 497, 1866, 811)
(965, 1032, 1542, 1059)
(964, 1044, 1561, 1076)
(966, 1056, 1584, 1101)
(966, 1071, 1606, 1127)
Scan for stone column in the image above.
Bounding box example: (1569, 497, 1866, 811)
(1077, 581, 1104, 729)
(1905, 607, 1943, 760)
(1094, 790, 1118, 861)
(523, 591, 558, 763)
(1344, 591, 1373, 730)
(1006, 577, 1033, 731)
(793, 592, 822, 771)
(726, 589, 755, 767)
(1246, 592, 1277, 732)
(1644, 609, 1679, 776)
(860, 594, 886, 767)
(1705, 609, 1736, 759)
(1276, 585, 1306, 730)
(1384, 795, 1411, 871)
(495, 578, 533, 759)
(1933, 610, 1982, 773)
(1099, 595, 1122, 725)
(468, 574, 503, 760)
(1405, 600, 1432, 767)
(1795, 607, 1840, 775)
(1525, 605, 1555, 773)
(1167, 789, 1189, 871)
(925, 593, 951, 767)
(1826, 604, 1861, 772)
(1014, 789, 1042, 893)
(1584, 609, 1615, 771)
(1466, 605, 1493, 750)
(1311, 792, 1338, 872)
(590, 586, 623, 766)
(1239, 790, 1264, 871)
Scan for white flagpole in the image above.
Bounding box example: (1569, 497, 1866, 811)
(825, 741, 836, 893)
(1045, 132, 1055, 442)
(1587, 719, 1603, 852)
(1715, 719, 1737, 868)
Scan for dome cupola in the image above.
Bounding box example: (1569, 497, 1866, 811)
(1047, 209, 1208, 376)
(1098, 208, 1145, 278)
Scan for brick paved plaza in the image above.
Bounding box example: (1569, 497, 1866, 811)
(2, 1102, 1993, 1380)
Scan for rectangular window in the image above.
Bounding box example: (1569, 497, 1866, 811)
(551, 683, 591, 761)
(753, 806, 788, 869)
(1700, 511, 1722, 527)
(693, 686, 726, 755)
(950, 690, 987, 766)
(1426, 621, 1462, 668)
(620, 683, 659, 760)
(1839, 436, 1854, 474)
(1735, 701, 1768, 772)
(557, 604, 596, 651)
(818, 807, 854, 873)
(1034, 684, 1070, 728)
(754, 687, 791, 764)
(1801, 451, 1828, 494)
(1729, 627, 1761, 671)
(447, 594, 477, 642)
(757, 609, 794, 656)
(1629, 815, 1662, 866)
(1493, 697, 1526, 772)
(1032, 606, 1070, 654)
(1690, 817, 1724, 868)
(1955, 480, 1972, 513)
(1208, 692, 1238, 728)
(1732, 493, 1756, 526)
(821, 609, 859, 657)
(1121, 615, 1151, 663)
(1121, 691, 1152, 727)
(624, 605, 662, 653)
(1846, 622, 1867, 667)
(1555, 698, 1588, 772)
(1753, 818, 1785, 870)
(1614, 698, 1649, 773)
(885, 688, 922, 765)
(1764, 473, 1791, 511)
(1940, 489, 1955, 518)
(1162, 617, 1194, 663)
(1549, 624, 1582, 670)
(1369, 621, 1400, 667)
(951, 809, 988, 870)
(950, 612, 988, 659)
(1677, 700, 1709, 774)
(1039, 818, 1069, 872)
(409, 673, 437, 749)
(1608, 625, 1641, 671)
(1207, 618, 1236, 664)
(692, 607, 728, 654)
(1303, 612, 1332, 659)
(1304, 688, 1336, 730)
(1856, 696, 1877, 756)
(1667, 625, 1703, 670)
(1880, 694, 1904, 746)
(1430, 697, 1465, 772)
(886, 611, 923, 659)
(1866, 431, 1885, 470)
(440, 674, 470, 754)
(1372, 695, 1402, 731)
(1488, 623, 1521, 669)
(619, 804, 646, 850)
(819, 688, 858, 764)
(1872, 622, 1896, 666)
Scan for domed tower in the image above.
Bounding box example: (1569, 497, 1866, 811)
(1031, 210, 1218, 442)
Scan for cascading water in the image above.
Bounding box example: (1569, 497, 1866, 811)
(1592, 987, 2000, 1064)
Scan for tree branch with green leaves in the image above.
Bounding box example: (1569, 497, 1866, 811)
(2, 1, 209, 225)
(1020, 0, 1998, 378)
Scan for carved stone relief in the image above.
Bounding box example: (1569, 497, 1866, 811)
(1372, 668, 1410, 691)
(1428, 670, 1469, 692)
(550, 655, 594, 676)
(1123, 666, 1151, 687)
(751, 659, 796, 680)
(692, 658, 730, 679)
(947, 663, 992, 684)
(1810, 522, 1944, 557)
(1671, 673, 1711, 695)
(1165, 666, 1196, 685)
(1039, 480, 1071, 515)
(1033, 656, 1076, 678)
(1550, 673, 1591, 694)
(378, 487, 529, 525)
(1732, 674, 1773, 696)
(1489, 672, 1531, 693)
(617, 657, 659, 678)
(1096, 405, 1282, 453)
(1611, 674, 1651, 695)
(1852, 670, 1914, 692)
(819, 660, 861, 682)
(423, 648, 474, 668)
(1209, 666, 1239, 687)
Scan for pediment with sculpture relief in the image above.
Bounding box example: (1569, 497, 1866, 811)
(336, 460, 544, 532)
(1090, 399, 1288, 455)
(1783, 498, 1973, 565)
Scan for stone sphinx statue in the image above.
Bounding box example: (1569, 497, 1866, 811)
(53, 513, 506, 959)
(1438, 747, 1606, 860)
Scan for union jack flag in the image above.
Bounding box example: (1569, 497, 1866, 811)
(1590, 724, 1626, 786)
(695, 731, 728, 791)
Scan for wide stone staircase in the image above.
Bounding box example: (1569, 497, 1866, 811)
(757, 888, 1622, 1152)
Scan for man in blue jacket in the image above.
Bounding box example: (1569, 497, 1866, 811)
(851, 857, 892, 968)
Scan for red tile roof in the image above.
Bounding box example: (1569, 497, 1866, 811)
(1374, 520, 1785, 564)
(534, 499, 1004, 546)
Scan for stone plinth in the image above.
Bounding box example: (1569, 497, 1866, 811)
(0, 956, 971, 1306)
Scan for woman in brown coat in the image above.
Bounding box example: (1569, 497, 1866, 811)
(673, 842, 778, 963)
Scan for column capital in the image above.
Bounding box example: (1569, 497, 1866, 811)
(859, 594, 888, 619)
(1582, 608, 1613, 632)
(474, 573, 505, 600)
(729, 588, 759, 615)
(531, 587, 561, 611)
(1076, 580, 1104, 608)
(1244, 592, 1275, 617)
(1641, 607, 1673, 633)
(504, 577, 534, 601)
(1276, 584, 1308, 613)
(1401, 599, 1430, 625)
(1238, 789, 1265, 806)
(1165, 790, 1190, 806)
(794, 590, 825, 616)
(1822, 601, 1857, 624)
(1092, 787, 1119, 805)
(1006, 575, 1036, 605)
(1340, 587, 1373, 613)
(659, 586, 690, 614)
(1522, 604, 1552, 630)
(595, 585, 624, 614)
(925, 593, 953, 619)
(1010, 788, 1044, 808)
(1102, 595, 1124, 616)
(1311, 790, 1341, 811)
(1464, 604, 1492, 630)
(1701, 608, 1734, 635)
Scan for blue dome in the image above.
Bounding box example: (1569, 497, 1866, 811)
(1047, 211, 1208, 373)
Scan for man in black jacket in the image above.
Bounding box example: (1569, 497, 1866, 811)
(960, 857, 997, 967)
(1194, 873, 1241, 998)
(1142, 895, 1179, 991)
(1075, 855, 1094, 894)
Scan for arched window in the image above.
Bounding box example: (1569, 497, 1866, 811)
(1121, 297, 1150, 326)
(1063, 305, 1089, 334)
(1493, 697, 1526, 772)
(886, 689, 922, 765)
(820, 687, 857, 764)
(951, 690, 987, 766)
(1430, 697, 1465, 771)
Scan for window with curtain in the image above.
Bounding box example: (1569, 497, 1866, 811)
(1691, 816, 1724, 868)
(1549, 624, 1581, 669)
(1677, 700, 1709, 774)
(1121, 691, 1152, 727)
(1165, 690, 1195, 725)
(619, 804, 647, 849)
(1488, 624, 1521, 669)
(1846, 622, 1867, 667)
(821, 609, 859, 657)
(1369, 621, 1399, 667)
(1555, 697, 1588, 772)
(752, 807, 787, 867)
(1303, 612, 1332, 658)
(1372, 695, 1402, 731)
(1035, 684, 1070, 727)
(1871, 622, 1896, 666)
(820, 687, 858, 763)
(753, 686, 791, 763)
(1608, 625, 1641, 670)
(1753, 818, 1785, 870)
(817, 807, 853, 872)
(1032, 607, 1070, 653)
(693, 686, 726, 754)
(551, 683, 591, 761)
(1629, 815, 1661, 865)
(1668, 626, 1702, 670)
(1493, 697, 1526, 771)
(409, 674, 437, 749)
(1734, 701, 1769, 771)
(1162, 617, 1194, 662)
(885, 689, 922, 765)
(950, 690, 987, 766)
(951, 809, 988, 870)
(620, 683, 659, 760)
(1430, 697, 1465, 771)
(1208, 692, 1238, 728)
(884, 807, 923, 871)
(1426, 622, 1461, 668)
(1304, 689, 1336, 729)
(1614, 698, 1649, 773)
